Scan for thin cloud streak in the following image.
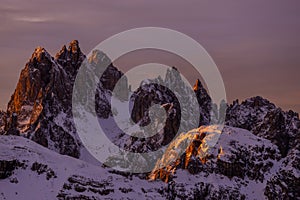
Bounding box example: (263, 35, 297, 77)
(13, 16, 53, 23)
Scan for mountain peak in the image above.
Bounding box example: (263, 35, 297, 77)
(242, 96, 276, 109)
(193, 79, 203, 91)
(30, 46, 52, 63)
(88, 49, 111, 65)
(55, 40, 82, 59)
(68, 40, 80, 54)
(55, 40, 85, 77)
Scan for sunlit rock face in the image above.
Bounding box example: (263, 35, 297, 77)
(3, 41, 129, 158)
(226, 96, 300, 157)
(5, 43, 83, 157)
(149, 126, 281, 182)
(148, 125, 300, 199)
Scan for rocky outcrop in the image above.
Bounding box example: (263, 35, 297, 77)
(193, 79, 213, 125)
(160, 180, 247, 200)
(5, 44, 82, 157)
(101, 67, 213, 172)
(128, 67, 211, 152)
(4, 41, 129, 158)
(130, 81, 181, 149)
(0, 160, 26, 179)
(149, 125, 300, 199)
(0, 111, 5, 134)
(57, 175, 115, 199)
(55, 40, 85, 79)
(149, 126, 281, 183)
(265, 143, 300, 199)
(226, 96, 300, 157)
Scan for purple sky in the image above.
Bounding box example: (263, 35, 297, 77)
(0, 0, 299, 113)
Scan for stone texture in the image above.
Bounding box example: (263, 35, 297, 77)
(226, 96, 300, 157)
(4, 41, 129, 158)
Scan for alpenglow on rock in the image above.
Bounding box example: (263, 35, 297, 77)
(3, 40, 130, 158)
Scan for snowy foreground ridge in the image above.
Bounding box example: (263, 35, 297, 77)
(0, 125, 299, 200)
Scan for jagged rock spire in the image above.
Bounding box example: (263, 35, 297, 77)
(7, 46, 54, 115)
(226, 95, 300, 157)
(3, 40, 130, 158)
(30, 46, 52, 63)
(56, 40, 82, 60)
(56, 40, 86, 78)
(193, 79, 202, 91)
(5, 42, 81, 157)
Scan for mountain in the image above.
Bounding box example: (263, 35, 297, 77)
(226, 96, 300, 157)
(98, 66, 213, 172)
(124, 66, 211, 150)
(3, 40, 129, 159)
(0, 40, 299, 199)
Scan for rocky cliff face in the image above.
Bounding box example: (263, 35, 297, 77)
(128, 67, 212, 152)
(148, 125, 300, 199)
(265, 143, 300, 199)
(3, 41, 129, 158)
(149, 126, 280, 181)
(4, 43, 85, 158)
(55, 40, 85, 80)
(0, 111, 5, 134)
(100, 67, 214, 172)
(226, 96, 300, 157)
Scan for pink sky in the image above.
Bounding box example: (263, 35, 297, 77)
(0, 0, 299, 113)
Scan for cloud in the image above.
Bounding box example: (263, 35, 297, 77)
(13, 16, 53, 23)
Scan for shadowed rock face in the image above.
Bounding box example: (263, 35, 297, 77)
(3, 41, 129, 158)
(0, 111, 4, 133)
(130, 82, 181, 148)
(264, 143, 300, 199)
(226, 96, 300, 157)
(56, 40, 85, 79)
(128, 67, 212, 153)
(0, 111, 9, 135)
(193, 79, 212, 126)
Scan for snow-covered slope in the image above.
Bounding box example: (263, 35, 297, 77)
(0, 135, 168, 200)
(1, 125, 299, 200)
(149, 125, 295, 199)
